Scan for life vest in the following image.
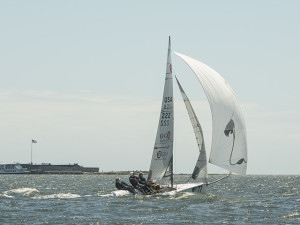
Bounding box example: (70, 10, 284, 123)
(148, 183, 161, 193)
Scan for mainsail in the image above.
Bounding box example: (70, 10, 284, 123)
(174, 52, 247, 175)
(175, 77, 208, 183)
(148, 37, 174, 182)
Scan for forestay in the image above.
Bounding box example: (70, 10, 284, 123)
(174, 52, 247, 175)
(148, 38, 174, 182)
(175, 77, 208, 183)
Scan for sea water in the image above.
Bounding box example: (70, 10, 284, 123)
(0, 174, 299, 224)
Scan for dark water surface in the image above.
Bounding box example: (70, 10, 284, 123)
(0, 174, 299, 224)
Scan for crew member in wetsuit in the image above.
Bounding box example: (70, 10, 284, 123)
(129, 172, 139, 188)
(115, 178, 135, 193)
(138, 172, 147, 185)
(138, 172, 153, 194)
(129, 171, 150, 194)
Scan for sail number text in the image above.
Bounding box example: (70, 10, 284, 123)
(161, 112, 171, 119)
(160, 112, 171, 126)
(164, 97, 172, 103)
(160, 120, 170, 126)
(161, 96, 172, 126)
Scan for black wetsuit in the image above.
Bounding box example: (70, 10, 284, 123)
(138, 176, 147, 185)
(129, 175, 139, 188)
(138, 176, 153, 194)
(116, 181, 135, 193)
(116, 181, 129, 190)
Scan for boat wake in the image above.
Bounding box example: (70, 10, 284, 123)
(170, 192, 195, 199)
(99, 193, 113, 197)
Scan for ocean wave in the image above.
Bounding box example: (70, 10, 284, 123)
(1, 188, 39, 198)
(99, 193, 113, 197)
(281, 211, 300, 219)
(1, 188, 82, 199)
(172, 192, 195, 199)
(33, 193, 81, 199)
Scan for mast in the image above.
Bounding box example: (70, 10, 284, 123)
(170, 156, 174, 187)
(169, 37, 174, 187)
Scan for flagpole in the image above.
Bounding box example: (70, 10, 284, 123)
(31, 139, 37, 164)
(31, 140, 33, 164)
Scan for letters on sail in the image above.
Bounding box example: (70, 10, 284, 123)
(148, 37, 174, 182)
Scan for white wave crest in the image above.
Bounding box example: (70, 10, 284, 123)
(281, 211, 300, 219)
(2, 188, 39, 198)
(99, 193, 113, 197)
(33, 193, 81, 199)
(173, 192, 195, 199)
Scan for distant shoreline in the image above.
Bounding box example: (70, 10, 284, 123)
(87, 171, 227, 175)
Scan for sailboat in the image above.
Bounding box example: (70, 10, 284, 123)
(112, 37, 247, 196)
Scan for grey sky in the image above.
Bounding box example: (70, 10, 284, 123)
(0, 1, 299, 174)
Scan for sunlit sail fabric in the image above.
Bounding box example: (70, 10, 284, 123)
(148, 38, 174, 182)
(174, 52, 247, 175)
(175, 77, 208, 183)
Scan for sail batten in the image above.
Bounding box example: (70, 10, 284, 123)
(174, 51, 247, 175)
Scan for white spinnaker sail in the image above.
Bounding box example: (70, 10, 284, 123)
(174, 52, 247, 175)
(175, 77, 208, 183)
(148, 37, 174, 182)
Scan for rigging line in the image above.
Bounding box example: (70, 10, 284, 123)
(185, 177, 192, 183)
(207, 173, 231, 185)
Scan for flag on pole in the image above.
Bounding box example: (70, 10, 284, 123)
(32, 140, 37, 143)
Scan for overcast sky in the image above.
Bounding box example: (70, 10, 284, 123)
(0, 1, 299, 175)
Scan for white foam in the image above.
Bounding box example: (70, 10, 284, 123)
(34, 193, 81, 199)
(99, 193, 113, 197)
(2, 188, 39, 198)
(173, 192, 195, 199)
(281, 211, 300, 219)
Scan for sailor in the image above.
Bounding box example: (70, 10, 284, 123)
(129, 172, 139, 188)
(138, 172, 153, 194)
(115, 178, 135, 193)
(138, 172, 147, 185)
(129, 172, 151, 194)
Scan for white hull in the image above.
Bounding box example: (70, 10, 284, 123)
(0, 172, 28, 174)
(160, 182, 206, 196)
(111, 182, 206, 197)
